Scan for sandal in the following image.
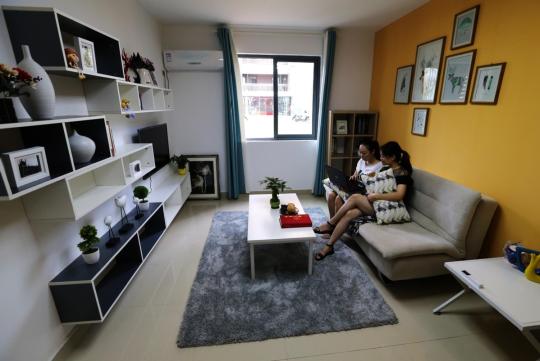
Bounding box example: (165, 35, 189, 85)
(315, 243, 335, 261)
(313, 221, 336, 235)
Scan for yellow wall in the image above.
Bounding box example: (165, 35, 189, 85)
(370, 0, 540, 256)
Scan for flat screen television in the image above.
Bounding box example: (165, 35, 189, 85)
(137, 123, 170, 179)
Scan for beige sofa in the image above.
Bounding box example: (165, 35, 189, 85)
(325, 168, 498, 281)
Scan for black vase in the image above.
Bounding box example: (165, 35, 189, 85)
(0, 98, 17, 124)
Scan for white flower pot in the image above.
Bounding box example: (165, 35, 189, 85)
(82, 248, 100, 264)
(69, 130, 96, 163)
(17, 45, 56, 120)
(139, 200, 150, 211)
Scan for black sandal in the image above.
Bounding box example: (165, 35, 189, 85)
(314, 243, 335, 261)
(313, 221, 336, 235)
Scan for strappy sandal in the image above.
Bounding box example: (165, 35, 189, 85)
(313, 221, 335, 235)
(314, 243, 335, 261)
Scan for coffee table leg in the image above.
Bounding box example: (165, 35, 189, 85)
(250, 244, 255, 280)
(308, 239, 313, 275)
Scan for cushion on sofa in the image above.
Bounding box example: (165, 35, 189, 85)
(409, 169, 481, 254)
(356, 222, 462, 259)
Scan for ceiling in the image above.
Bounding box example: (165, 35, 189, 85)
(137, 0, 428, 30)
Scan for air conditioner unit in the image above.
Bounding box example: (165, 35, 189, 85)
(163, 50, 224, 71)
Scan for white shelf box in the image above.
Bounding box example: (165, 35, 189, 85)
(164, 90, 174, 110)
(153, 89, 166, 110)
(67, 159, 125, 220)
(118, 83, 141, 113)
(121, 145, 155, 185)
(139, 87, 155, 111)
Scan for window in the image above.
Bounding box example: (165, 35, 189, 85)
(238, 55, 320, 139)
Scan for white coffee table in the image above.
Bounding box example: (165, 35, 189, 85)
(433, 257, 540, 355)
(247, 193, 316, 280)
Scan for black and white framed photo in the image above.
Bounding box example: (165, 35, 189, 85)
(411, 108, 429, 136)
(411, 36, 446, 104)
(440, 50, 476, 104)
(335, 120, 348, 135)
(186, 154, 220, 199)
(393, 65, 413, 104)
(128, 160, 142, 178)
(471, 63, 506, 105)
(451, 5, 480, 50)
(74, 36, 97, 73)
(1, 146, 50, 189)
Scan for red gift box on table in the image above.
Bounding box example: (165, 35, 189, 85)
(279, 214, 312, 228)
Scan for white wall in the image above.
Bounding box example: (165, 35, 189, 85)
(0, 1, 164, 360)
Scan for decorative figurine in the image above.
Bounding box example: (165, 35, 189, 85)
(114, 195, 133, 234)
(133, 196, 144, 220)
(64, 47, 85, 80)
(104, 215, 120, 247)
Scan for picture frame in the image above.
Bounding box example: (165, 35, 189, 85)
(411, 108, 429, 136)
(440, 50, 476, 104)
(393, 65, 414, 104)
(128, 160, 142, 179)
(471, 63, 506, 104)
(411, 36, 446, 104)
(74, 36, 97, 73)
(186, 154, 220, 199)
(335, 120, 348, 135)
(1, 146, 50, 189)
(451, 5, 480, 50)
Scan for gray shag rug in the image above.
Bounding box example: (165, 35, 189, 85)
(177, 207, 397, 348)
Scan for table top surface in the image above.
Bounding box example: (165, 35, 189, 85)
(445, 257, 540, 330)
(247, 193, 316, 244)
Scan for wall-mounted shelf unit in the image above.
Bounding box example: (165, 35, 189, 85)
(150, 167, 191, 227)
(83, 80, 174, 115)
(49, 203, 166, 324)
(0, 115, 113, 200)
(327, 110, 378, 175)
(2, 6, 124, 80)
(21, 143, 155, 220)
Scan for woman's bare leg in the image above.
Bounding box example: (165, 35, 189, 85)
(316, 208, 362, 258)
(315, 194, 373, 233)
(327, 191, 337, 218)
(334, 196, 344, 215)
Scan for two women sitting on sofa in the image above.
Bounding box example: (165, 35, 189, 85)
(314, 141, 413, 261)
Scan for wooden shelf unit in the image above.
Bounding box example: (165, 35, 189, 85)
(2, 6, 124, 80)
(327, 110, 378, 175)
(83, 80, 174, 115)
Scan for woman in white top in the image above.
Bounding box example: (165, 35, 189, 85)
(327, 140, 383, 218)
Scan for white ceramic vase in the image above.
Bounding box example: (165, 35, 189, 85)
(17, 45, 56, 120)
(82, 248, 100, 264)
(69, 130, 96, 163)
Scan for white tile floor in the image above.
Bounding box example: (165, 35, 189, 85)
(54, 194, 538, 361)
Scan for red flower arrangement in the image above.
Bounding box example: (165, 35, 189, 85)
(0, 63, 41, 97)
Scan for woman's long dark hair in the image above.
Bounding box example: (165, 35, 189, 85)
(360, 140, 380, 160)
(380, 141, 412, 174)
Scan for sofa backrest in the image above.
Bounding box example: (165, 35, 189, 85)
(408, 169, 481, 256)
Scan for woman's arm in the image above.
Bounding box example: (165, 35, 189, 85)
(367, 184, 407, 202)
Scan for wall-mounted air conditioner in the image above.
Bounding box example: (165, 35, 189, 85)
(163, 50, 224, 71)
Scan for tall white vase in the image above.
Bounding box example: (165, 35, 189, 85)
(17, 45, 56, 120)
(69, 130, 96, 163)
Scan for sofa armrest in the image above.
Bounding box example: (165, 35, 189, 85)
(465, 194, 498, 259)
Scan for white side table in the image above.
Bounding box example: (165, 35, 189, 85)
(434, 257, 540, 355)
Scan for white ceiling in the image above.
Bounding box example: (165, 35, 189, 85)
(137, 0, 428, 30)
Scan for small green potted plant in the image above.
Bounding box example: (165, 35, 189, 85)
(133, 185, 150, 211)
(170, 154, 189, 175)
(260, 176, 288, 209)
(78, 225, 100, 264)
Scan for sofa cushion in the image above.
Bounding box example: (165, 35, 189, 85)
(409, 169, 481, 254)
(361, 168, 411, 224)
(356, 222, 462, 259)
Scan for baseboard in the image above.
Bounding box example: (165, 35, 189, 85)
(48, 325, 78, 361)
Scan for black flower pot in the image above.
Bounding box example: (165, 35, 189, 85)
(0, 98, 17, 123)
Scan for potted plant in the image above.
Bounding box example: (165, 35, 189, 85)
(260, 176, 288, 209)
(78, 224, 100, 264)
(133, 185, 150, 211)
(0, 63, 41, 123)
(170, 154, 189, 175)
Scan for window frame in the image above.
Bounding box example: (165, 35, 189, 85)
(238, 54, 321, 140)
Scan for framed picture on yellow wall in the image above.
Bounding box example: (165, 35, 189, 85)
(411, 36, 446, 104)
(393, 65, 413, 104)
(451, 5, 480, 50)
(411, 108, 429, 136)
(470, 63, 506, 105)
(440, 50, 476, 104)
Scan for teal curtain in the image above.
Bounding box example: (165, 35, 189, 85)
(217, 26, 246, 199)
(313, 29, 336, 196)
